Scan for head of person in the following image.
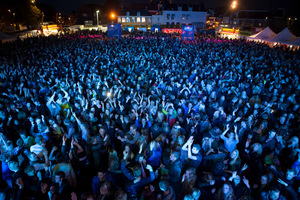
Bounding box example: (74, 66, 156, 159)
(269, 130, 276, 139)
(159, 180, 170, 192)
(35, 135, 44, 145)
(130, 124, 138, 134)
(24, 165, 35, 176)
(260, 174, 269, 185)
(222, 183, 234, 195)
(170, 151, 180, 162)
(114, 189, 127, 200)
(288, 136, 299, 148)
(192, 144, 201, 154)
(8, 160, 20, 172)
(251, 143, 262, 155)
(27, 152, 39, 162)
(100, 181, 113, 196)
(233, 175, 241, 186)
(286, 169, 296, 181)
(192, 188, 201, 200)
(230, 149, 239, 160)
(99, 127, 105, 136)
(269, 188, 280, 200)
(97, 170, 106, 182)
(132, 165, 142, 178)
(79, 192, 94, 200)
(124, 145, 131, 153)
(55, 171, 65, 184)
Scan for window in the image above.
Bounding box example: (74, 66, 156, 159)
(132, 17, 135, 22)
(126, 17, 130, 22)
(182, 14, 185, 20)
(157, 17, 160, 21)
(186, 14, 190, 20)
(148, 18, 151, 23)
(137, 17, 140, 22)
(171, 14, 175, 20)
(137, 12, 140, 16)
(122, 17, 126, 23)
(142, 17, 146, 22)
(167, 14, 170, 20)
(117, 17, 121, 23)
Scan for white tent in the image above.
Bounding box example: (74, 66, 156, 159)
(264, 27, 296, 43)
(0, 32, 17, 43)
(282, 37, 300, 47)
(247, 27, 276, 42)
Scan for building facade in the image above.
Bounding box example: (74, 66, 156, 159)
(117, 11, 152, 29)
(151, 6, 207, 28)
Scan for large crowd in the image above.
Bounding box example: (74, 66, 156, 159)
(0, 30, 299, 200)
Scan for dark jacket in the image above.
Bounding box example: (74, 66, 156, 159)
(121, 160, 155, 200)
(168, 159, 182, 183)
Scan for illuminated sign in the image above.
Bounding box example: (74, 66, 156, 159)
(221, 28, 239, 34)
(181, 25, 195, 40)
(162, 28, 182, 34)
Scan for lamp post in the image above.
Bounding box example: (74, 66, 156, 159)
(230, 1, 237, 26)
(110, 12, 116, 23)
(96, 10, 99, 27)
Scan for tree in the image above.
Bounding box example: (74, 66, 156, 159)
(5, 0, 42, 29)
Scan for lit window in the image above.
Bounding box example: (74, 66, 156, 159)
(126, 17, 130, 22)
(182, 14, 185, 20)
(122, 17, 126, 23)
(137, 17, 140, 22)
(118, 17, 121, 23)
(132, 17, 135, 22)
(142, 17, 145, 22)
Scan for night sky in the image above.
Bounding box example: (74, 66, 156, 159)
(38, 0, 298, 15)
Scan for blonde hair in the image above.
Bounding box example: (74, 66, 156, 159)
(251, 143, 262, 155)
(229, 149, 239, 166)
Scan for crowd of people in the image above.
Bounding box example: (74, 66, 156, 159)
(0, 30, 299, 200)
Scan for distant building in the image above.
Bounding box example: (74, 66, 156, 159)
(117, 10, 152, 30)
(151, 4, 207, 28)
(234, 10, 270, 27)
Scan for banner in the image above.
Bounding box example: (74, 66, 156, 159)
(151, 27, 160, 33)
(162, 28, 181, 34)
(124, 27, 134, 32)
(181, 25, 195, 40)
(139, 27, 147, 32)
(107, 23, 122, 38)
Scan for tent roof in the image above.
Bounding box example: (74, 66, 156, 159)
(0, 32, 17, 41)
(247, 26, 276, 41)
(265, 27, 296, 43)
(283, 37, 300, 47)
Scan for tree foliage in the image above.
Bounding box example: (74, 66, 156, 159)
(6, 0, 42, 29)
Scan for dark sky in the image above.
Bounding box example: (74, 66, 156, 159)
(38, 0, 298, 15)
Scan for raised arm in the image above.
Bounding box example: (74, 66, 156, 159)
(234, 125, 239, 143)
(187, 136, 197, 160)
(220, 124, 230, 140)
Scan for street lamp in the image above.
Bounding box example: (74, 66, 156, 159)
(230, 1, 237, 26)
(110, 12, 116, 23)
(231, 1, 237, 9)
(96, 10, 99, 26)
